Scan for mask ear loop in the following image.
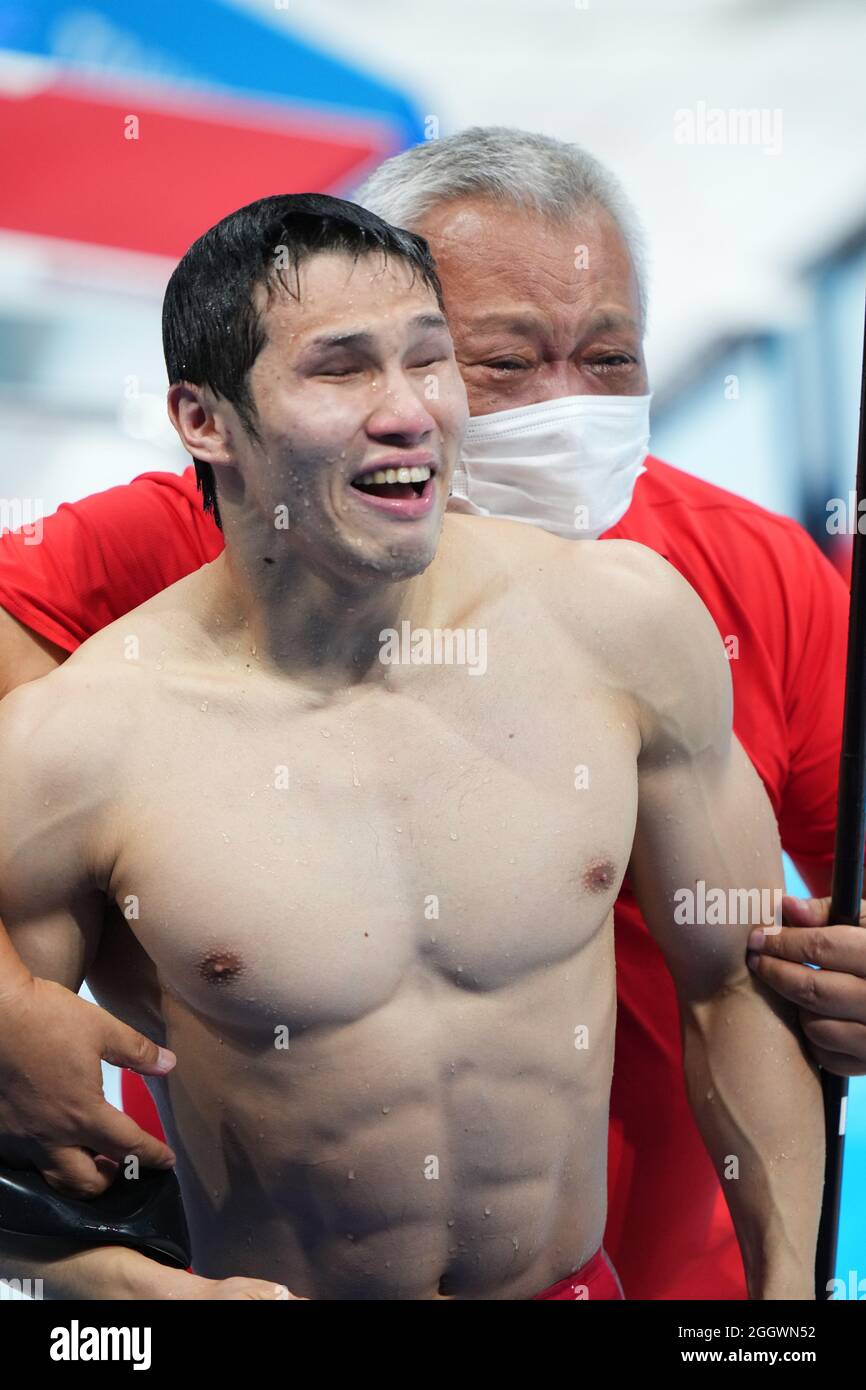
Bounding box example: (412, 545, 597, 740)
(450, 464, 470, 500)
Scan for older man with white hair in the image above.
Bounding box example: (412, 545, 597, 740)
(0, 128, 862, 1302)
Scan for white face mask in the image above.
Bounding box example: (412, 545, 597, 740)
(447, 393, 652, 539)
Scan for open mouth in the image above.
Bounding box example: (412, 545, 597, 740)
(351, 463, 434, 502)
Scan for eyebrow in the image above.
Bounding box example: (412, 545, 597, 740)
(467, 309, 638, 336)
(465, 311, 545, 338)
(586, 310, 639, 336)
(303, 312, 449, 354)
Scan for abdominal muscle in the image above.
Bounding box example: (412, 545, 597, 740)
(140, 930, 616, 1301)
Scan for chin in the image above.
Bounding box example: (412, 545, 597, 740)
(370, 543, 438, 582)
(346, 529, 440, 584)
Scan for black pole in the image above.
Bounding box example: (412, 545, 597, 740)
(814, 291, 866, 1298)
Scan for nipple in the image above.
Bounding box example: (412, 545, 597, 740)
(582, 859, 617, 895)
(198, 949, 245, 986)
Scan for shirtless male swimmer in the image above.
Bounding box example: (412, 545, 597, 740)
(0, 194, 823, 1301)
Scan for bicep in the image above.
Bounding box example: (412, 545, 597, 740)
(630, 733, 784, 999)
(2, 892, 106, 993)
(0, 682, 105, 991)
(611, 546, 783, 990)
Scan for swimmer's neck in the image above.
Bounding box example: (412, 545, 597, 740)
(199, 531, 446, 690)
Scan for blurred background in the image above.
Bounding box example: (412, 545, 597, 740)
(0, 0, 864, 1291)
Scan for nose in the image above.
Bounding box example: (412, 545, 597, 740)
(535, 360, 588, 400)
(366, 369, 437, 446)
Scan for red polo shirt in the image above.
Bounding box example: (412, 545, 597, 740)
(0, 458, 849, 1299)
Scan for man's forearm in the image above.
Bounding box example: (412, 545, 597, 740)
(0, 1232, 296, 1301)
(681, 969, 824, 1299)
(0, 1231, 176, 1299)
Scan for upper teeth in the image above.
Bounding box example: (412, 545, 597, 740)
(355, 465, 432, 487)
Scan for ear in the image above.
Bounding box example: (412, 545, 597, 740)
(167, 383, 235, 466)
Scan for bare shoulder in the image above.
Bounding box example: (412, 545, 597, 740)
(451, 520, 711, 631)
(442, 517, 710, 639)
(580, 539, 733, 757)
(0, 574, 202, 794)
(514, 529, 733, 758)
(0, 571, 216, 908)
(536, 535, 721, 654)
(553, 533, 693, 606)
(0, 648, 128, 817)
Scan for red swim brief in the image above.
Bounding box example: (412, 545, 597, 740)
(532, 1247, 624, 1300)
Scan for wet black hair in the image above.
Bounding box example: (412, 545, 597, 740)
(162, 192, 445, 529)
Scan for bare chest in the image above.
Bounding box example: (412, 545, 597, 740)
(103, 660, 639, 1034)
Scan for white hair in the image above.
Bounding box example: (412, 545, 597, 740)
(354, 125, 648, 329)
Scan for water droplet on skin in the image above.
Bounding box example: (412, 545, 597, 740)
(347, 1170, 355, 1180)
(382, 1106, 390, 1114)
(449, 832, 458, 841)
(483, 1207, 491, 1217)
(447, 1219, 455, 1228)
(321, 730, 331, 737)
